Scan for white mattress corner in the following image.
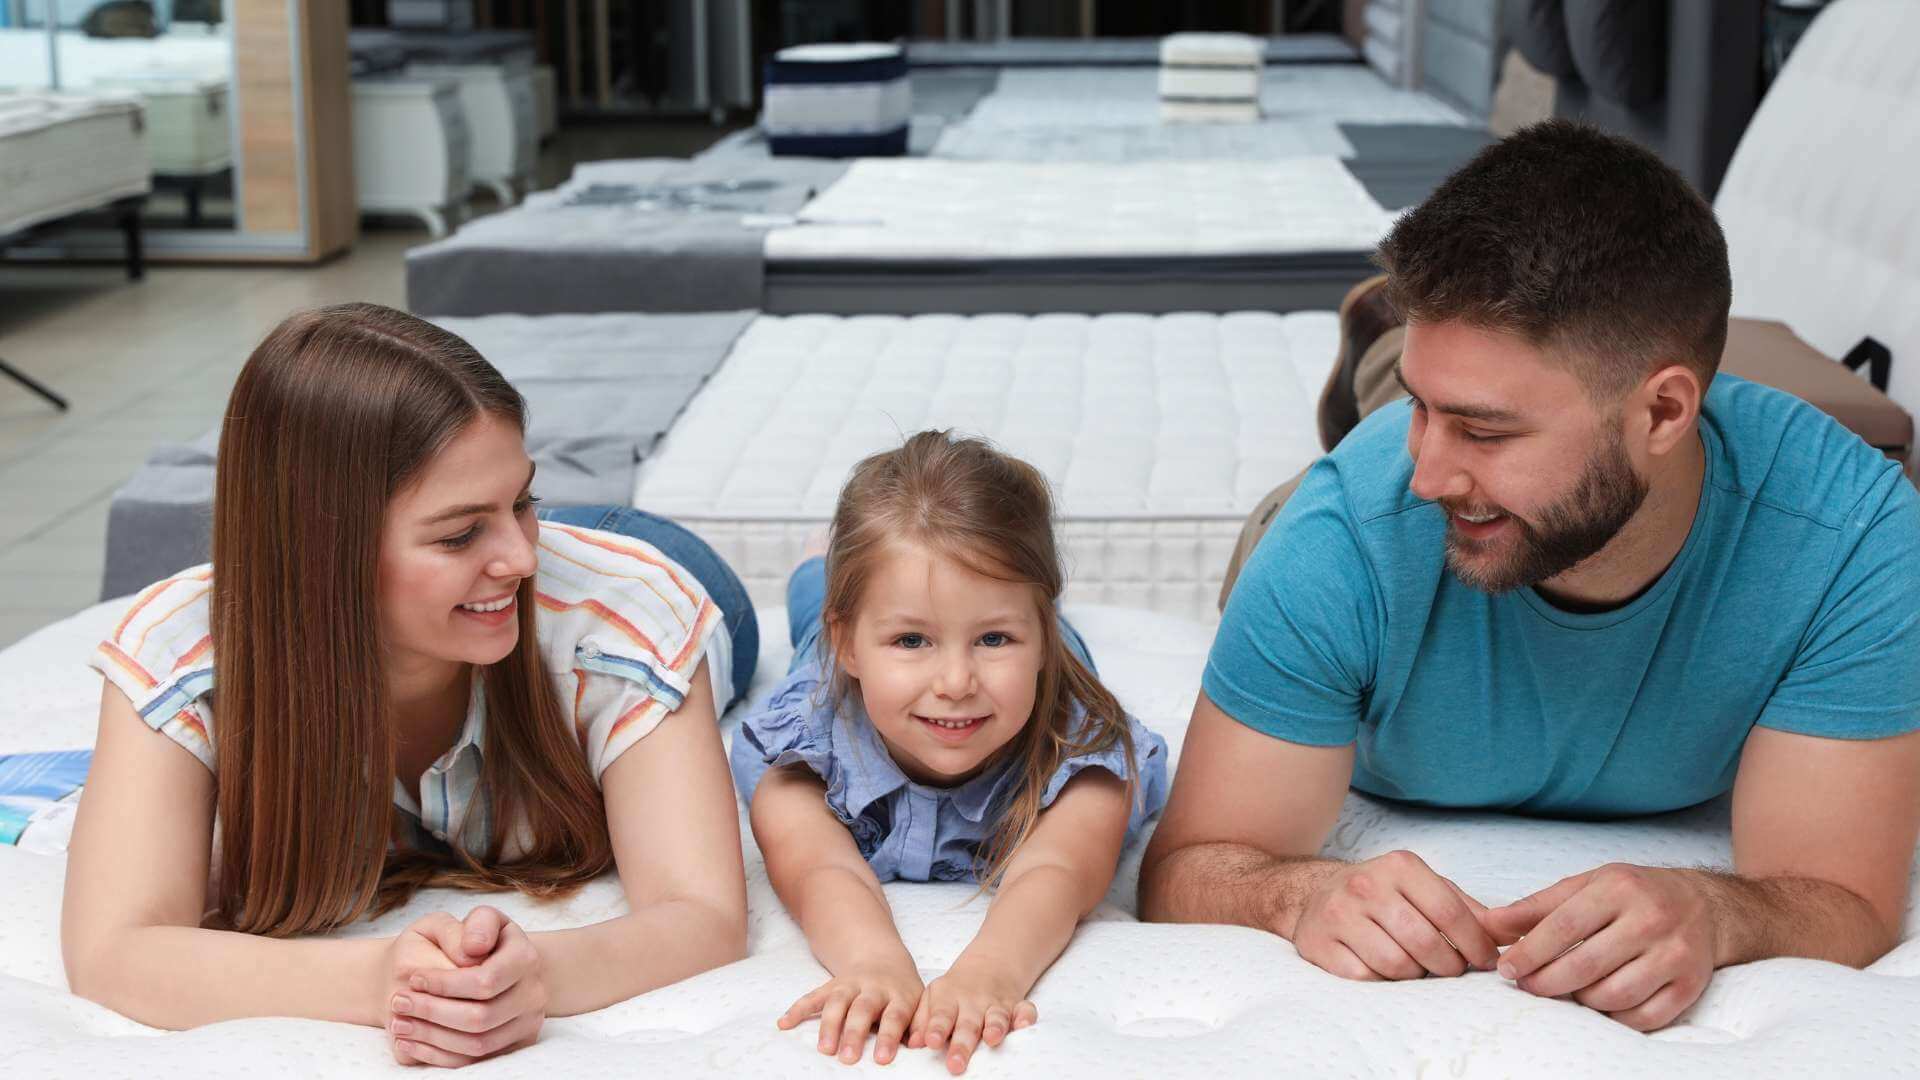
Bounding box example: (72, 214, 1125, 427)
(768, 157, 1395, 262)
(3, 597, 1918, 1075)
(630, 310, 1339, 622)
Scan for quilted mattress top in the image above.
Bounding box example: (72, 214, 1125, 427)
(2, 598, 1917, 1076)
(767, 156, 1397, 262)
(0, 90, 142, 140)
(631, 311, 1337, 520)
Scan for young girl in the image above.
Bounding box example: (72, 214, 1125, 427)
(64, 303, 756, 1069)
(729, 431, 1171, 1076)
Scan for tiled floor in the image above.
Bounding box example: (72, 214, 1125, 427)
(0, 121, 733, 647)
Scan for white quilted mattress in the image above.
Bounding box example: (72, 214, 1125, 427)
(952, 65, 1467, 130)
(767, 157, 1396, 262)
(631, 311, 1338, 621)
(0, 92, 151, 237)
(4, 598, 1919, 1077)
(1715, 0, 1920, 444)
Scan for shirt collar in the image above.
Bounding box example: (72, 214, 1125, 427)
(833, 695, 1022, 825)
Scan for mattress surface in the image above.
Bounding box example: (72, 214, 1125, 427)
(0, 92, 151, 237)
(767, 157, 1395, 263)
(632, 311, 1337, 619)
(906, 33, 1359, 67)
(3, 598, 1918, 1077)
(1715, 0, 1920, 440)
(953, 65, 1467, 131)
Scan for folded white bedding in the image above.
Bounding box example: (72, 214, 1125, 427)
(3, 598, 1916, 1076)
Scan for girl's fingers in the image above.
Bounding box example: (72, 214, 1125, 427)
(905, 994, 932, 1049)
(981, 1004, 1011, 1047)
(874, 1001, 913, 1065)
(779, 986, 829, 1030)
(838, 994, 882, 1064)
(945, 1008, 984, 1076)
(1012, 1000, 1039, 1029)
(817, 988, 854, 1056)
(923, 1000, 956, 1051)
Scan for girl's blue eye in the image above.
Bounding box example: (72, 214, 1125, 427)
(440, 525, 480, 549)
(979, 631, 1010, 647)
(894, 633, 928, 649)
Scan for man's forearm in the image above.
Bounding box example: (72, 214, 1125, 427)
(1689, 869, 1899, 969)
(1139, 841, 1344, 939)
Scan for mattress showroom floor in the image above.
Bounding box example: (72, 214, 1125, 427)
(0, 122, 733, 648)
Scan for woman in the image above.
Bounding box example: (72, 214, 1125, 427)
(63, 303, 755, 1068)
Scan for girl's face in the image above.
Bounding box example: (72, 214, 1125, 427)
(836, 540, 1045, 787)
(378, 412, 540, 674)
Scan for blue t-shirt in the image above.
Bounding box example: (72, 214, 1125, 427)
(729, 659, 1171, 883)
(1204, 375, 1920, 819)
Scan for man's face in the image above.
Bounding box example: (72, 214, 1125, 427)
(1398, 320, 1650, 594)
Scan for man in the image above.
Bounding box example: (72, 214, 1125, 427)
(1138, 120, 1920, 1032)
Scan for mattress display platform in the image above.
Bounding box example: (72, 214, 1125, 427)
(1714, 0, 1920, 445)
(0, 92, 151, 238)
(98, 311, 756, 600)
(906, 33, 1359, 68)
(952, 64, 1467, 132)
(631, 311, 1339, 621)
(3, 598, 1917, 1077)
(762, 157, 1395, 314)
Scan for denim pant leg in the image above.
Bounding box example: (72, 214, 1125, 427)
(786, 556, 828, 676)
(538, 505, 759, 708)
(1059, 616, 1096, 673)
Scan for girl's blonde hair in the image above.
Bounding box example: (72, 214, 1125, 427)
(821, 430, 1138, 887)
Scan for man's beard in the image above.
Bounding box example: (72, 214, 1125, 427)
(1443, 428, 1650, 595)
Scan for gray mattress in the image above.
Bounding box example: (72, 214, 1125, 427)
(905, 34, 1359, 67)
(409, 131, 1483, 319)
(99, 311, 755, 600)
(406, 158, 849, 318)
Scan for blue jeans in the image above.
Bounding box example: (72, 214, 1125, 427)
(538, 506, 759, 708)
(785, 556, 1093, 674)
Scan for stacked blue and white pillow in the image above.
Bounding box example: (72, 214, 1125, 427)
(762, 43, 910, 157)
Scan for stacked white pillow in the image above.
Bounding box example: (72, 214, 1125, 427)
(1159, 32, 1263, 122)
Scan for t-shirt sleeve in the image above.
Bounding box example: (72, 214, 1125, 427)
(726, 664, 845, 811)
(1201, 457, 1382, 746)
(538, 524, 726, 782)
(1758, 471, 1920, 740)
(1039, 711, 1172, 847)
(88, 567, 219, 771)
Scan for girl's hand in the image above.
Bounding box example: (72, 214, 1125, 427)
(385, 907, 549, 1068)
(908, 959, 1038, 1075)
(778, 962, 924, 1066)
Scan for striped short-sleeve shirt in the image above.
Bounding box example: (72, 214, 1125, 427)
(89, 521, 727, 856)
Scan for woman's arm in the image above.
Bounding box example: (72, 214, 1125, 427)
(750, 759, 923, 1064)
(528, 657, 750, 1014)
(913, 769, 1132, 1074)
(61, 684, 407, 1028)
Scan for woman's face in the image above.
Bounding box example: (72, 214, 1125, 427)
(378, 412, 540, 673)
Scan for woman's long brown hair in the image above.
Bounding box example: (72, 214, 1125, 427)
(820, 430, 1139, 888)
(210, 303, 612, 937)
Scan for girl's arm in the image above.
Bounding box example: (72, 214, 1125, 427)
(61, 685, 443, 1030)
(752, 761, 923, 1065)
(913, 769, 1132, 1075)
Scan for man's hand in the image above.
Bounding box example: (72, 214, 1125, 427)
(1485, 864, 1715, 1032)
(1292, 849, 1501, 980)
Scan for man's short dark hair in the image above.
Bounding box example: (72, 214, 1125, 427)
(1375, 119, 1731, 400)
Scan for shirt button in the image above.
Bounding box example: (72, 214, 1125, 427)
(580, 641, 602, 660)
